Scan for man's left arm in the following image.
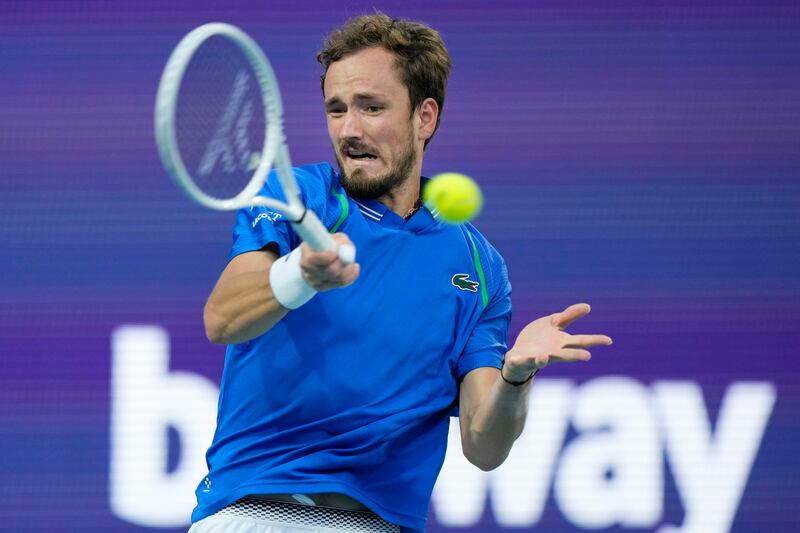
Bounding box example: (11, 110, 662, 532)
(459, 303, 612, 471)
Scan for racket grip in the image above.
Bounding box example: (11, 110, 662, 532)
(291, 209, 355, 264)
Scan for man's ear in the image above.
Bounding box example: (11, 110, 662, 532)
(416, 97, 439, 142)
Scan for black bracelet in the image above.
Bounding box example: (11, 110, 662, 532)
(501, 366, 538, 387)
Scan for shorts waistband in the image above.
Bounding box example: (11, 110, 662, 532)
(217, 497, 400, 532)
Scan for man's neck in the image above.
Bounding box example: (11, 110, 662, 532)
(376, 176, 422, 219)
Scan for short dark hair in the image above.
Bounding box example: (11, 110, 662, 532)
(316, 12, 452, 146)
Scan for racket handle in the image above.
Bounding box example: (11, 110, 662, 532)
(291, 209, 355, 264)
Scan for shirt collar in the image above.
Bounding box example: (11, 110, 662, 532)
(336, 172, 440, 232)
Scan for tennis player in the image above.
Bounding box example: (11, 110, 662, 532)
(189, 12, 612, 533)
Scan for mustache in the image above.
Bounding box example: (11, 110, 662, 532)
(338, 140, 378, 156)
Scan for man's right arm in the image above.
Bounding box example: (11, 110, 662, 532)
(204, 248, 286, 345)
(204, 233, 359, 345)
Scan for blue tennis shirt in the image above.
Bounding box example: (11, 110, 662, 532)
(192, 163, 512, 532)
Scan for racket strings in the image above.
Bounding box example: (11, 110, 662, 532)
(175, 36, 268, 201)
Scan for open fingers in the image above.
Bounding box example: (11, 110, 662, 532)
(564, 334, 613, 348)
(552, 303, 591, 330)
(550, 348, 592, 362)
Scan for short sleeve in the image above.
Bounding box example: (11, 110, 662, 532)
(455, 244, 512, 378)
(228, 163, 336, 260)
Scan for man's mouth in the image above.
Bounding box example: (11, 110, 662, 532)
(344, 147, 378, 161)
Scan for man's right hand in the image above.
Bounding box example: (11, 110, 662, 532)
(299, 232, 360, 291)
(204, 233, 360, 344)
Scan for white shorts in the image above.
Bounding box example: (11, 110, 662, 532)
(188, 497, 400, 533)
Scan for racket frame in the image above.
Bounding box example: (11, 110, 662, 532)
(155, 23, 336, 252)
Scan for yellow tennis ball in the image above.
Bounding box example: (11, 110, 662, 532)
(423, 172, 483, 224)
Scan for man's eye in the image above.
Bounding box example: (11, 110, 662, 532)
(366, 105, 383, 113)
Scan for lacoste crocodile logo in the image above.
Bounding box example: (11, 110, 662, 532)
(452, 273, 479, 293)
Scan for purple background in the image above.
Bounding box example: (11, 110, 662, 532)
(1, 0, 798, 531)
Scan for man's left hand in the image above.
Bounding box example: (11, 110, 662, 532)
(502, 303, 612, 382)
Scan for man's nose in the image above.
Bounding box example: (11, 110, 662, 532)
(339, 110, 363, 140)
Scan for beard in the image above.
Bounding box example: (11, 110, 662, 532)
(335, 135, 417, 199)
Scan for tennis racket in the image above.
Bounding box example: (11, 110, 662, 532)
(154, 22, 354, 262)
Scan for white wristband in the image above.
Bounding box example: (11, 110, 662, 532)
(269, 246, 317, 310)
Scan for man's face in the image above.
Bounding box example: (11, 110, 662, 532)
(323, 47, 419, 199)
